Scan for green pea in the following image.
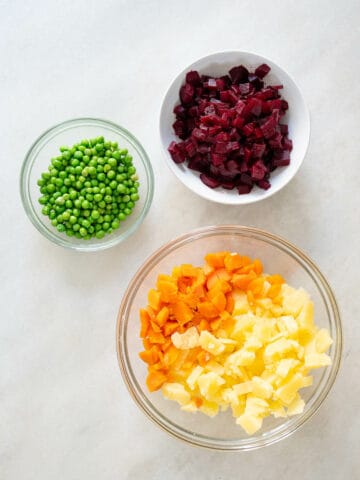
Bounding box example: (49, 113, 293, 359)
(96, 230, 105, 239)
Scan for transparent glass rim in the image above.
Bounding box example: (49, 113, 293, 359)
(20, 117, 154, 252)
(116, 225, 342, 451)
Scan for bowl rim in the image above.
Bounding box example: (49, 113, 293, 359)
(20, 117, 154, 252)
(116, 225, 342, 451)
(159, 50, 311, 205)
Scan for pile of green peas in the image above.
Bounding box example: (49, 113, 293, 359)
(37, 137, 140, 240)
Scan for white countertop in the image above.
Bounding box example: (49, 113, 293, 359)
(1, 1, 359, 478)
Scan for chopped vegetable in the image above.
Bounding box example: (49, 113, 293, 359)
(37, 137, 140, 239)
(139, 252, 333, 435)
(168, 65, 293, 194)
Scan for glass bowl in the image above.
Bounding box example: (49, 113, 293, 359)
(159, 51, 310, 205)
(116, 225, 342, 450)
(20, 118, 154, 251)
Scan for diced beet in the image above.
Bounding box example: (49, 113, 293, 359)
(282, 137, 293, 151)
(251, 160, 267, 180)
(172, 119, 187, 140)
(229, 65, 249, 83)
(232, 116, 245, 129)
(257, 179, 271, 190)
(186, 71, 201, 85)
(180, 83, 195, 105)
(211, 153, 226, 166)
(251, 143, 266, 158)
(240, 173, 253, 186)
(255, 63, 271, 79)
(237, 184, 253, 194)
(169, 63, 292, 195)
(222, 181, 236, 190)
(168, 141, 186, 164)
(200, 173, 220, 189)
(173, 104, 187, 119)
(239, 83, 252, 96)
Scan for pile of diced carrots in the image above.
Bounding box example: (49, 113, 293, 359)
(139, 251, 284, 392)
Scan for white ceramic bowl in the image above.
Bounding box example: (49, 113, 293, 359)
(159, 51, 310, 205)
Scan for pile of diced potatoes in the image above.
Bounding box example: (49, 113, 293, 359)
(162, 284, 332, 435)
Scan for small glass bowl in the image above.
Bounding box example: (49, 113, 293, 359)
(116, 225, 342, 450)
(20, 118, 154, 251)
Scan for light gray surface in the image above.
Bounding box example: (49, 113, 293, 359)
(1, 1, 359, 479)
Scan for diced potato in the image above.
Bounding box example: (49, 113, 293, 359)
(287, 394, 305, 416)
(282, 286, 310, 317)
(244, 335, 263, 351)
(276, 358, 300, 378)
(245, 395, 269, 416)
(231, 314, 256, 340)
(275, 373, 304, 405)
(225, 349, 256, 376)
(171, 326, 200, 350)
(264, 338, 299, 363)
(181, 401, 198, 413)
(199, 400, 219, 417)
(233, 381, 253, 396)
(270, 400, 287, 418)
(236, 414, 263, 435)
(205, 360, 225, 375)
(232, 290, 250, 315)
(251, 376, 273, 399)
(231, 398, 246, 417)
(278, 315, 298, 335)
(197, 372, 225, 399)
(199, 330, 225, 356)
(315, 328, 333, 353)
(186, 365, 203, 391)
(162, 383, 191, 406)
(304, 353, 331, 369)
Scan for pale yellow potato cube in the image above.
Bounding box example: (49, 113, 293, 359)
(287, 394, 305, 416)
(276, 358, 300, 378)
(264, 338, 299, 363)
(282, 285, 310, 317)
(278, 315, 299, 335)
(231, 314, 256, 341)
(315, 328, 333, 353)
(231, 398, 246, 417)
(251, 376, 273, 399)
(162, 383, 191, 406)
(181, 401, 198, 413)
(205, 360, 225, 376)
(245, 395, 269, 416)
(236, 413, 263, 435)
(304, 353, 331, 369)
(270, 400, 287, 418)
(275, 373, 304, 405)
(244, 335, 263, 351)
(233, 381, 253, 396)
(199, 400, 219, 417)
(225, 349, 256, 376)
(171, 326, 200, 350)
(186, 365, 203, 391)
(199, 330, 225, 356)
(197, 372, 225, 399)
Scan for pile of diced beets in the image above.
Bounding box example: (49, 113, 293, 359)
(168, 64, 292, 194)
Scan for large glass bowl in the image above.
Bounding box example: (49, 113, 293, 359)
(116, 226, 342, 450)
(20, 118, 154, 251)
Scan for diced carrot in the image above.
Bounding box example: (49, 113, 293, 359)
(198, 319, 210, 331)
(172, 266, 182, 278)
(253, 258, 263, 274)
(232, 272, 257, 290)
(193, 284, 206, 299)
(267, 274, 284, 285)
(148, 289, 161, 311)
(155, 306, 169, 327)
(161, 338, 173, 352)
(163, 345, 179, 366)
(225, 293, 234, 313)
(157, 280, 178, 303)
(267, 283, 282, 298)
(247, 290, 255, 305)
(206, 268, 231, 290)
(210, 318, 222, 331)
(142, 338, 152, 350)
(205, 251, 228, 268)
(181, 264, 199, 277)
(224, 253, 244, 271)
(150, 320, 162, 333)
(172, 301, 194, 325)
(163, 321, 179, 337)
(193, 397, 203, 407)
(140, 308, 150, 338)
(210, 291, 227, 312)
(203, 261, 214, 275)
(248, 277, 264, 295)
(146, 371, 167, 392)
(197, 301, 219, 318)
(139, 346, 159, 365)
(148, 331, 166, 344)
(197, 350, 212, 366)
(219, 310, 235, 331)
